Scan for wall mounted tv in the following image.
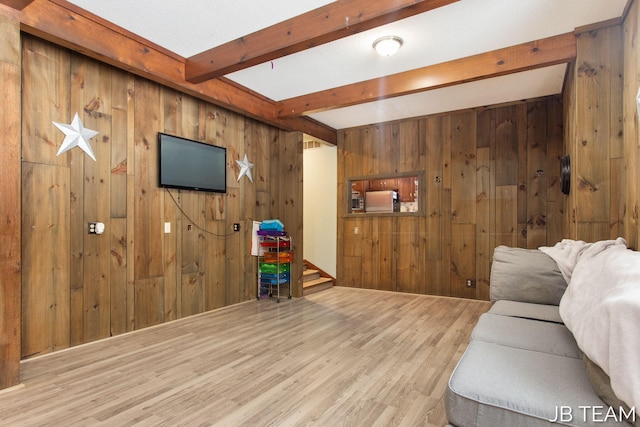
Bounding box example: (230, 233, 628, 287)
(158, 132, 227, 193)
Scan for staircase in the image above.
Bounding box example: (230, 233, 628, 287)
(303, 261, 334, 296)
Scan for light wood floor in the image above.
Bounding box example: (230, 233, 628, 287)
(0, 287, 489, 426)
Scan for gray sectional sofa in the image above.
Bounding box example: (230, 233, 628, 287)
(445, 245, 638, 427)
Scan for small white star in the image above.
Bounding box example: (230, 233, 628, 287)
(236, 153, 254, 183)
(53, 112, 99, 161)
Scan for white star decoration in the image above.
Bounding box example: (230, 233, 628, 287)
(52, 112, 99, 161)
(236, 153, 254, 183)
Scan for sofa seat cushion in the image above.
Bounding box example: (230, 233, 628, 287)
(489, 299, 562, 323)
(472, 313, 581, 359)
(446, 340, 621, 427)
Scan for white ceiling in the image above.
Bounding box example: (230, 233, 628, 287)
(68, 0, 628, 132)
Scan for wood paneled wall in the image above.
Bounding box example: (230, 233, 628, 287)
(20, 35, 303, 359)
(564, 13, 639, 248)
(623, 0, 640, 249)
(4, 3, 639, 390)
(337, 98, 564, 300)
(0, 13, 22, 389)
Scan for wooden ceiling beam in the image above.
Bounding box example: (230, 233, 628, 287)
(12, 0, 336, 143)
(0, 0, 34, 10)
(277, 32, 577, 119)
(185, 0, 459, 84)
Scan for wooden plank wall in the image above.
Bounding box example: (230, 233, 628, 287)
(623, 0, 640, 249)
(20, 35, 302, 359)
(564, 19, 638, 248)
(337, 98, 564, 300)
(0, 13, 22, 389)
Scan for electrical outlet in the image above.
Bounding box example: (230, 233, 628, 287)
(88, 222, 105, 235)
(466, 279, 476, 288)
(233, 223, 240, 232)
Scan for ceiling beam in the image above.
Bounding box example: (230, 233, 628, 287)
(277, 32, 577, 119)
(0, 0, 33, 10)
(185, 0, 459, 84)
(12, 0, 336, 143)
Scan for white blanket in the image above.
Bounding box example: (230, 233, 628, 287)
(539, 238, 627, 282)
(542, 238, 640, 410)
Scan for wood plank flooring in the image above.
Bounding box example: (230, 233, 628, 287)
(0, 287, 489, 426)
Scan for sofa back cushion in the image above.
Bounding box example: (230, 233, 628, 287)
(490, 246, 568, 305)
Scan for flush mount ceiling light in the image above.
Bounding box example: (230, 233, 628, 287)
(372, 35, 404, 57)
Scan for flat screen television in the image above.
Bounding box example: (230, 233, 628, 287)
(158, 132, 226, 193)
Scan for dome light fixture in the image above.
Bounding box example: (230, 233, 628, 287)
(372, 35, 403, 57)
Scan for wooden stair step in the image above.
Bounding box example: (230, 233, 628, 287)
(303, 277, 333, 295)
(303, 269, 320, 282)
(302, 277, 332, 287)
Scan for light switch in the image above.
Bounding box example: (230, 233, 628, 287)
(95, 222, 105, 235)
(88, 222, 105, 235)
(164, 222, 171, 233)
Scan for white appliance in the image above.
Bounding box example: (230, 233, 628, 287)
(351, 191, 364, 212)
(365, 190, 400, 213)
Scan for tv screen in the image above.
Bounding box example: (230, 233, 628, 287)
(158, 133, 226, 193)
